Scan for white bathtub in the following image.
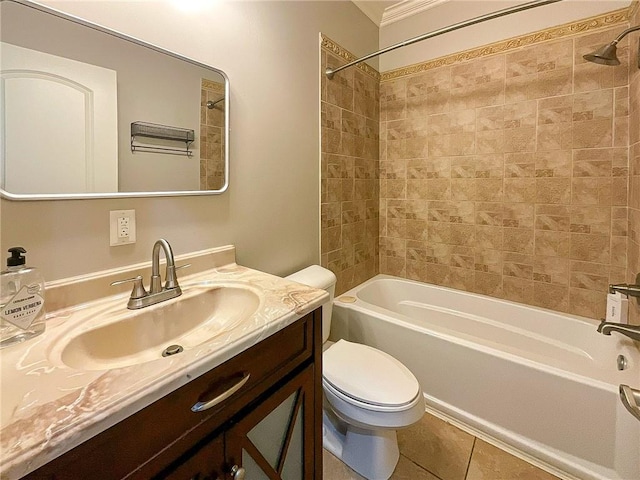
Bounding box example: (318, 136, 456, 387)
(330, 275, 640, 480)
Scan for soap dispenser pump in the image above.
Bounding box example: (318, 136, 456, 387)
(0, 247, 46, 348)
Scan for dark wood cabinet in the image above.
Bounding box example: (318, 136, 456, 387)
(25, 308, 322, 480)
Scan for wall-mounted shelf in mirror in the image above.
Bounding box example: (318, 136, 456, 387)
(130, 122, 196, 158)
(0, 0, 229, 200)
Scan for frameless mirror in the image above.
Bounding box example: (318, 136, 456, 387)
(0, 0, 229, 200)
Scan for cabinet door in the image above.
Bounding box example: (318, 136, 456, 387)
(156, 434, 225, 480)
(225, 365, 317, 480)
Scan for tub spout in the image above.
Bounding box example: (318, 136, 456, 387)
(597, 321, 640, 342)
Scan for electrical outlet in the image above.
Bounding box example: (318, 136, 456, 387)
(110, 210, 136, 246)
(118, 216, 130, 238)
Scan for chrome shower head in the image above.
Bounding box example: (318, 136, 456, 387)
(583, 42, 620, 66)
(206, 98, 225, 109)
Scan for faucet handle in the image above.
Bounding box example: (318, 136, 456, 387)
(165, 263, 190, 290)
(111, 275, 148, 299)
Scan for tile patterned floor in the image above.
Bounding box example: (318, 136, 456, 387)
(323, 412, 560, 480)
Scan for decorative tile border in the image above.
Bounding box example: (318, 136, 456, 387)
(202, 78, 225, 92)
(381, 7, 631, 82)
(321, 34, 381, 80)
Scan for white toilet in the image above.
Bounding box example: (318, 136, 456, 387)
(286, 266, 424, 480)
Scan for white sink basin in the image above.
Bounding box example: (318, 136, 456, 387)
(57, 284, 261, 371)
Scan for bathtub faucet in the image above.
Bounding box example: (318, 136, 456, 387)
(597, 321, 640, 342)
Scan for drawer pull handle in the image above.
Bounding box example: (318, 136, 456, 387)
(191, 373, 250, 412)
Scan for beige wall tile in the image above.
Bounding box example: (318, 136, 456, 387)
(344, 12, 637, 318)
(503, 276, 535, 304)
(535, 177, 571, 204)
(570, 260, 609, 291)
(504, 178, 536, 203)
(533, 282, 569, 312)
(534, 255, 569, 285)
(535, 204, 570, 231)
(570, 287, 607, 319)
(503, 228, 534, 254)
(570, 233, 611, 263)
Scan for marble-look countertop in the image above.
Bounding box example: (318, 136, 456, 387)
(0, 247, 327, 479)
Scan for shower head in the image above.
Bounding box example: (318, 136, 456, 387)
(583, 42, 620, 66)
(206, 98, 225, 109)
(583, 25, 640, 67)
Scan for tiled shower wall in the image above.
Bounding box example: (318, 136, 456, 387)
(321, 5, 640, 322)
(200, 79, 226, 190)
(320, 41, 380, 295)
(629, 2, 640, 325)
(378, 10, 635, 321)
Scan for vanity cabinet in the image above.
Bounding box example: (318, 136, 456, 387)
(24, 308, 323, 480)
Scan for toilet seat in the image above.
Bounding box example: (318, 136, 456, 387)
(323, 340, 421, 411)
(323, 378, 422, 413)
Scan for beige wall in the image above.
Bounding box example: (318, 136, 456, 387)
(629, 1, 640, 324)
(0, 0, 378, 282)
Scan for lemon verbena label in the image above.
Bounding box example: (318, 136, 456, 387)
(1, 284, 44, 330)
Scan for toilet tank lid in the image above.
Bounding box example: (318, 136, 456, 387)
(285, 265, 336, 290)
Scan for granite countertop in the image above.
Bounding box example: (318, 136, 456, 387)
(0, 246, 327, 479)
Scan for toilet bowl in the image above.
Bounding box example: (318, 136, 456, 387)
(286, 266, 424, 480)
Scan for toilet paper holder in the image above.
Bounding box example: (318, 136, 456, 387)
(609, 273, 640, 303)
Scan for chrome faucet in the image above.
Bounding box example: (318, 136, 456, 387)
(112, 239, 188, 309)
(597, 320, 640, 342)
(151, 239, 179, 294)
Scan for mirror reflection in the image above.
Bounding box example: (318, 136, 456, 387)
(0, 0, 228, 199)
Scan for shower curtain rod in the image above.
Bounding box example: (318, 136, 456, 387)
(325, 0, 563, 79)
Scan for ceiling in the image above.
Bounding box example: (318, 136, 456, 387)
(352, 0, 449, 27)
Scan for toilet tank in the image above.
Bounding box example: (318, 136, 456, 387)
(285, 265, 336, 343)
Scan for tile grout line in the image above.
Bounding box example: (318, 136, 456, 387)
(398, 453, 445, 480)
(464, 437, 477, 480)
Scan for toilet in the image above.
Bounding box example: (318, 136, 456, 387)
(286, 266, 424, 480)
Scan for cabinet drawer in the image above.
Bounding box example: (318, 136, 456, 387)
(25, 311, 317, 480)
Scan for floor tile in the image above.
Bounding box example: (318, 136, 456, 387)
(323, 449, 366, 480)
(397, 413, 475, 480)
(390, 455, 441, 480)
(466, 439, 560, 480)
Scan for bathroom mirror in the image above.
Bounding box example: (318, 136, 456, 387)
(0, 0, 229, 200)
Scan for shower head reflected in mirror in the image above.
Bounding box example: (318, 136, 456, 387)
(206, 98, 225, 109)
(583, 25, 640, 67)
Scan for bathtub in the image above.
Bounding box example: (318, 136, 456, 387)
(330, 275, 640, 480)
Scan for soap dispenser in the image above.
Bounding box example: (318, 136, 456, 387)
(0, 247, 46, 348)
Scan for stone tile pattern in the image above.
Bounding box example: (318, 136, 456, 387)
(379, 24, 634, 320)
(200, 79, 226, 190)
(628, 2, 640, 325)
(323, 412, 559, 480)
(321, 44, 380, 295)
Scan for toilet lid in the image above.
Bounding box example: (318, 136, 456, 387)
(323, 340, 420, 407)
